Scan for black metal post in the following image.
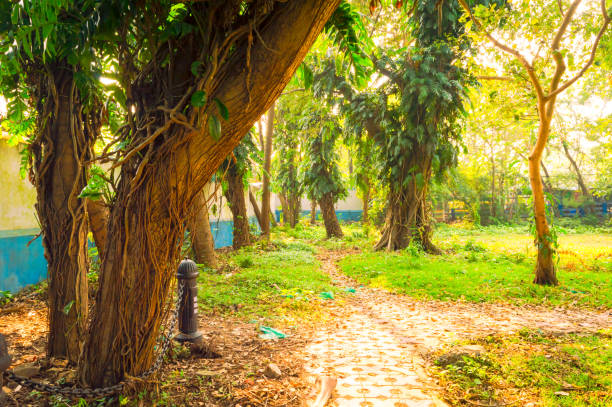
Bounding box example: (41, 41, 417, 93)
(175, 258, 203, 343)
(0, 334, 11, 401)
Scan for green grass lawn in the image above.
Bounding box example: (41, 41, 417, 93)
(433, 329, 612, 406)
(197, 239, 337, 325)
(338, 224, 612, 308)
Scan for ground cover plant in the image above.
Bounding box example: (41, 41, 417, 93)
(432, 329, 612, 406)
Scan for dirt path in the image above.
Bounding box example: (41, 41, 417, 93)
(301, 250, 611, 407)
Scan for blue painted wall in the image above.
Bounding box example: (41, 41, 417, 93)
(209, 216, 260, 249)
(0, 229, 47, 293)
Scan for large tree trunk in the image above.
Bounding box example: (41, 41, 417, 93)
(530, 116, 558, 286)
(86, 199, 109, 259)
(78, 0, 340, 386)
(224, 163, 251, 249)
(189, 189, 217, 268)
(375, 152, 439, 253)
(31, 67, 94, 364)
(319, 193, 343, 238)
(261, 102, 275, 236)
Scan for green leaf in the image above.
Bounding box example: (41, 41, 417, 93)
(190, 90, 207, 108)
(214, 98, 229, 120)
(208, 115, 221, 141)
(190, 61, 203, 76)
(63, 300, 74, 316)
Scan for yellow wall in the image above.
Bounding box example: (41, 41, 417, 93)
(0, 140, 38, 231)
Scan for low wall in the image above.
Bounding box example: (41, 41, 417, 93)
(275, 209, 363, 223)
(0, 229, 47, 293)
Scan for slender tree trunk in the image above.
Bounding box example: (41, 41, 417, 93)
(310, 200, 317, 224)
(561, 140, 590, 197)
(499, 154, 506, 220)
(269, 209, 278, 227)
(261, 102, 275, 236)
(278, 193, 288, 225)
(362, 177, 370, 224)
(78, 0, 340, 386)
(490, 153, 496, 219)
(249, 187, 264, 230)
(318, 193, 343, 238)
(280, 192, 301, 227)
(189, 189, 217, 268)
(224, 164, 251, 249)
(86, 199, 109, 259)
(31, 68, 93, 364)
(288, 192, 301, 227)
(530, 114, 558, 286)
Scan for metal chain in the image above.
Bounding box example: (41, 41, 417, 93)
(2, 282, 185, 399)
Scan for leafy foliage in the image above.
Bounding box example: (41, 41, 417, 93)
(301, 105, 347, 203)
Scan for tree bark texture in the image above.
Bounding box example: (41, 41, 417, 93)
(86, 199, 109, 260)
(261, 102, 275, 236)
(319, 193, 343, 238)
(188, 188, 217, 268)
(30, 67, 96, 363)
(224, 162, 251, 250)
(375, 151, 439, 253)
(79, 1, 340, 385)
(530, 115, 558, 286)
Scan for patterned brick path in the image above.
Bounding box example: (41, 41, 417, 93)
(302, 251, 611, 407)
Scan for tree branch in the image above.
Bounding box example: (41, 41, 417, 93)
(546, 0, 610, 100)
(545, 0, 582, 118)
(369, 53, 402, 86)
(477, 75, 514, 81)
(457, 0, 546, 101)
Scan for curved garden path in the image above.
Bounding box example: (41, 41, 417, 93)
(301, 250, 611, 407)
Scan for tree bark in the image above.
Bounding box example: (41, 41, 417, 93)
(79, 0, 340, 386)
(490, 152, 496, 219)
(530, 114, 558, 286)
(319, 193, 343, 238)
(86, 199, 109, 260)
(278, 193, 288, 225)
(249, 187, 264, 230)
(31, 67, 93, 364)
(261, 102, 275, 236)
(224, 163, 251, 250)
(188, 189, 217, 268)
(310, 200, 317, 224)
(375, 152, 439, 253)
(280, 192, 301, 227)
(362, 177, 370, 224)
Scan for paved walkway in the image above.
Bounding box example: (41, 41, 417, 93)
(302, 251, 612, 407)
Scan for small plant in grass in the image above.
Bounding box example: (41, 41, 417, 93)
(238, 257, 254, 268)
(0, 290, 13, 306)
